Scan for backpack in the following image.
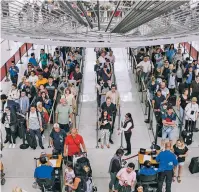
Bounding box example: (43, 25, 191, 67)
(28, 110, 40, 123)
(77, 176, 93, 192)
(74, 157, 92, 177)
(54, 56, 61, 66)
(26, 131, 37, 148)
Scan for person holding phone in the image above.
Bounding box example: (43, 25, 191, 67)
(184, 97, 199, 132)
(99, 110, 112, 149)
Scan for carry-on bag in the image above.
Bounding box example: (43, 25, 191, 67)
(181, 119, 193, 145)
(26, 132, 37, 149)
(189, 157, 199, 174)
(168, 95, 177, 106)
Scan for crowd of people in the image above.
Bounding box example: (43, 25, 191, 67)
(1, 46, 83, 150)
(134, 44, 199, 147)
(0, 44, 196, 192)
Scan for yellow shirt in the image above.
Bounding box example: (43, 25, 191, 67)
(35, 78, 48, 88)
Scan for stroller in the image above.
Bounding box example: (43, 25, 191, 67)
(0, 161, 6, 185)
(65, 152, 97, 192)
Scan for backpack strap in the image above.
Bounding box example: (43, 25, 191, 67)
(28, 110, 41, 127)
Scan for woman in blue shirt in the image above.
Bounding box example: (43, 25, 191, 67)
(165, 44, 177, 64)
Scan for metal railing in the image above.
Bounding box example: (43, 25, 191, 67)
(95, 49, 121, 149)
(128, 47, 183, 145)
(73, 48, 85, 129)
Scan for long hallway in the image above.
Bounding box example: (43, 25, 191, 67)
(79, 48, 152, 191)
(1, 47, 199, 192)
(79, 48, 199, 192)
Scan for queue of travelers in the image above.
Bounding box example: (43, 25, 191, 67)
(1, 47, 83, 150)
(0, 44, 195, 192)
(1, 45, 91, 192)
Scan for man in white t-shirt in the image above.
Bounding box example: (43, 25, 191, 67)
(136, 55, 154, 82)
(98, 52, 106, 66)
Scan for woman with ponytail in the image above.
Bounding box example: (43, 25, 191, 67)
(120, 113, 134, 156)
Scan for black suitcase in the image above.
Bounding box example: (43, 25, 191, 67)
(168, 95, 177, 106)
(182, 120, 193, 145)
(181, 129, 193, 145)
(189, 157, 199, 174)
(26, 132, 37, 148)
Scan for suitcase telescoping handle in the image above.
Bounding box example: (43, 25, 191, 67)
(188, 118, 194, 132)
(34, 157, 40, 168)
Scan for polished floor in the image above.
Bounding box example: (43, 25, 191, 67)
(1, 48, 199, 192)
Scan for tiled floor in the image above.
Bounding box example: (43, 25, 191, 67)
(1, 47, 199, 192)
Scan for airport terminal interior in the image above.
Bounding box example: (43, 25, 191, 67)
(1, 0, 199, 192)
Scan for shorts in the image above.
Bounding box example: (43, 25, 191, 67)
(178, 162, 185, 166)
(162, 126, 174, 140)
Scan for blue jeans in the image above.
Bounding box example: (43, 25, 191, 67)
(162, 126, 174, 140)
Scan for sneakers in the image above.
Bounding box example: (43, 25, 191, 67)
(109, 139, 114, 144)
(12, 144, 16, 148)
(9, 144, 12, 148)
(40, 146, 44, 149)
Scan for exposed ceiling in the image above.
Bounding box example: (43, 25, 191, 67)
(1, 0, 199, 47)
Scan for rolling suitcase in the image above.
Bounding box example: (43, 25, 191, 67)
(182, 119, 193, 145)
(26, 132, 37, 149)
(189, 157, 199, 174)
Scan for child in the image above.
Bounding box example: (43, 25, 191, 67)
(65, 162, 75, 192)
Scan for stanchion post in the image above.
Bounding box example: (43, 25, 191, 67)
(96, 121, 99, 149)
(149, 106, 153, 130)
(25, 43, 29, 57)
(19, 47, 23, 64)
(141, 83, 144, 103)
(96, 97, 99, 148)
(4, 62, 10, 82)
(47, 45, 49, 54)
(130, 54, 133, 69)
(47, 123, 52, 148)
(32, 43, 35, 50)
(7, 40, 11, 51)
(19, 120, 29, 149)
(129, 48, 131, 60)
(189, 43, 192, 60)
(120, 131, 124, 149)
(144, 100, 148, 115)
(155, 123, 158, 145)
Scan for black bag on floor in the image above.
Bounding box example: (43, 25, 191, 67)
(26, 132, 37, 148)
(181, 120, 193, 145)
(189, 157, 199, 174)
(168, 95, 177, 106)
